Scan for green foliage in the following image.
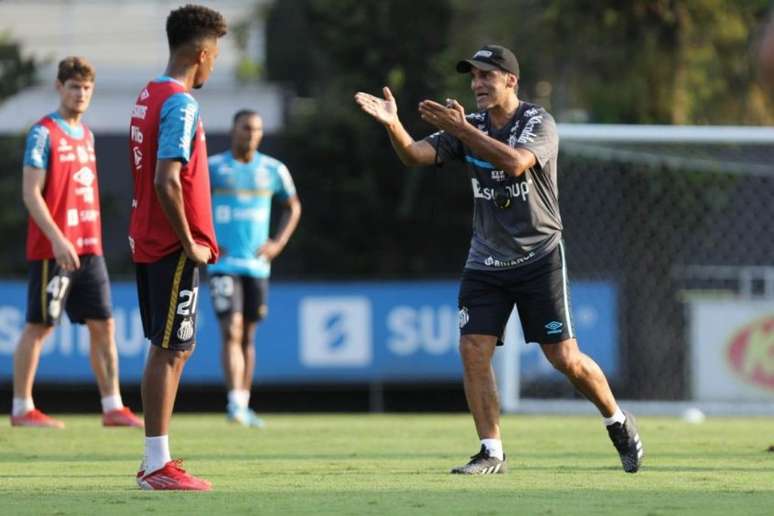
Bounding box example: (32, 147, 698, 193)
(0, 33, 37, 104)
(0, 34, 37, 275)
(442, 0, 773, 124)
(266, 0, 469, 278)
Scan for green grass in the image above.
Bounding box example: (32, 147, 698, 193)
(0, 414, 772, 515)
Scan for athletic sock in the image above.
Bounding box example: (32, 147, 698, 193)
(238, 389, 251, 408)
(144, 435, 171, 475)
(481, 438, 504, 460)
(12, 397, 34, 417)
(227, 389, 244, 409)
(603, 407, 626, 427)
(101, 394, 124, 413)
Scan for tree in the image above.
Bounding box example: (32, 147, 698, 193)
(442, 0, 773, 124)
(0, 35, 38, 274)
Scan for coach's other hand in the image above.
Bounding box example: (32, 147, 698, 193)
(354, 87, 398, 126)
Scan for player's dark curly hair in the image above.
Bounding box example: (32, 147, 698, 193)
(57, 56, 95, 83)
(166, 4, 227, 50)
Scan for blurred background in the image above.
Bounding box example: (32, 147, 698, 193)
(1, 0, 773, 414)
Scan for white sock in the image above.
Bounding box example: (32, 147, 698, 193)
(101, 394, 124, 413)
(144, 435, 171, 475)
(239, 389, 251, 408)
(603, 407, 626, 426)
(12, 397, 34, 417)
(481, 438, 504, 460)
(227, 389, 245, 409)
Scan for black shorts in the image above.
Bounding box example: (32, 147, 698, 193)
(208, 274, 269, 323)
(26, 254, 112, 326)
(458, 242, 574, 345)
(135, 251, 201, 351)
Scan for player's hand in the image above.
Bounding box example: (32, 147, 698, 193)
(184, 241, 212, 265)
(258, 239, 284, 262)
(418, 98, 467, 135)
(354, 87, 398, 126)
(52, 237, 80, 271)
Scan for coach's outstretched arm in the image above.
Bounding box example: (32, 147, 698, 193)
(418, 99, 537, 178)
(354, 86, 436, 167)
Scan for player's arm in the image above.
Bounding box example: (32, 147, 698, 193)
(419, 99, 536, 177)
(22, 165, 81, 271)
(154, 159, 211, 265)
(259, 195, 301, 261)
(354, 86, 436, 167)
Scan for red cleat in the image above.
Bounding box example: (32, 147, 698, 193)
(102, 407, 144, 428)
(136, 459, 212, 491)
(10, 409, 65, 429)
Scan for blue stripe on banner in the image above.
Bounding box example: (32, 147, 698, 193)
(465, 155, 495, 169)
(0, 280, 617, 384)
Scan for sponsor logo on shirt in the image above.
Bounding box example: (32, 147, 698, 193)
(517, 115, 543, 144)
(76, 236, 99, 248)
(130, 126, 144, 144)
(140, 88, 150, 101)
(131, 105, 147, 119)
(133, 147, 142, 169)
(76, 145, 89, 164)
(73, 167, 96, 203)
(178, 103, 197, 151)
(491, 170, 506, 182)
(66, 209, 79, 227)
(471, 177, 530, 203)
(57, 138, 73, 152)
(79, 209, 99, 222)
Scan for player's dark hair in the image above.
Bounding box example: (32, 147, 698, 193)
(232, 109, 259, 126)
(57, 56, 95, 83)
(166, 4, 227, 51)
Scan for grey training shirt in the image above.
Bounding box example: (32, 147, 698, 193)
(425, 101, 562, 270)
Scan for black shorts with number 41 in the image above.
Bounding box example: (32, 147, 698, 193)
(458, 242, 575, 345)
(135, 251, 201, 351)
(26, 254, 112, 326)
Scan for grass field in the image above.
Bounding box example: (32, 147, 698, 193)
(0, 413, 772, 515)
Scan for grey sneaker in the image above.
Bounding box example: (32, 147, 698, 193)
(606, 410, 644, 473)
(450, 445, 507, 475)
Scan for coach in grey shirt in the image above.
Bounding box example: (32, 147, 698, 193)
(355, 44, 643, 475)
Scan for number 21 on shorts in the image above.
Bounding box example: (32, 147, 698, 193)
(177, 287, 199, 316)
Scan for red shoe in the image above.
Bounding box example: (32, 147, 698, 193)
(136, 459, 212, 491)
(102, 407, 144, 428)
(10, 409, 65, 429)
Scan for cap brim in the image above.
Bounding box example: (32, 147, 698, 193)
(456, 59, 500, 74)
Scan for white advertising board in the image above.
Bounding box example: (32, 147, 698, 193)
(690, 299, 774, 401)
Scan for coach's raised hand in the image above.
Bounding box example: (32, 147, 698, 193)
(354, 86, 398, 127)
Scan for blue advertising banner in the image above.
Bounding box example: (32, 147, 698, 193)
(0, 280, 617, 384)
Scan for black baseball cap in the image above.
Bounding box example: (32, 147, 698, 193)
(456, 45, 520, 76)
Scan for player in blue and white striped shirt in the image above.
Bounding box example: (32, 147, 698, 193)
(207, 110, 301, 427)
